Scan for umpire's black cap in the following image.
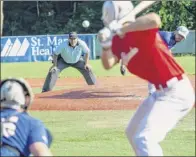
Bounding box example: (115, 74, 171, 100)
(69, 32, 78, 39)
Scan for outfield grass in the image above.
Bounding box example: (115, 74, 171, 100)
(1, 56, 195, 79)
(1, 60, 123, 79)
(30, 110, 195, 156)
(2, 56, 195, 156)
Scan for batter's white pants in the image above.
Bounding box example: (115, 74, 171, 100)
(126, 76, 195, 156)
(148, 82, 156, 95)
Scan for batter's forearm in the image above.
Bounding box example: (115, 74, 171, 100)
(120, 13, 161, 34)
(101, 50, 118, 70)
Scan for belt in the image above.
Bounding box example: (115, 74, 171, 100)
(1, 144, 22, 156)
(155, 74, 185, 90)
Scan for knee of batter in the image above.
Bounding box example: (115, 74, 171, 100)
(125, 125, 135, 146)
(125, 123, 139, 155)
(132, 133, 164, 156)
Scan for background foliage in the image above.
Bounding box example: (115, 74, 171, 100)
(2, 1, 196, 36)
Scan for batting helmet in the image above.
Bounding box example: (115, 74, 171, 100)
(0, 78, 34, 110)
(101, 1, 134, 26)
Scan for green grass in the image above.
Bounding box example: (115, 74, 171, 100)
(175, 56, 195, 74)
(1, 60, 124, 79)
(30, 109, 195, 156)
(1, 56, 195, 156)
(1, 56, 195, 79)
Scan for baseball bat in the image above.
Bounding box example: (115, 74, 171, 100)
(118, 1, 157, 24)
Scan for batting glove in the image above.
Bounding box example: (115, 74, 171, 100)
(98, 27, 113, 49)
(108, 20, 124, 36)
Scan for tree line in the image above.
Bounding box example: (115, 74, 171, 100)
(2, 1, 195, 36)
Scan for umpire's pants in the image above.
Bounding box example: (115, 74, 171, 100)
(42, 57, 96, 92)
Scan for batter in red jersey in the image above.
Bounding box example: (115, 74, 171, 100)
(112, 28, 185, 89)
(98, 1, 195, 156)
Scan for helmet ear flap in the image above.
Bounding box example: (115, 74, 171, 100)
(0, 78, 34, 110)
(17, 78, 34, 110)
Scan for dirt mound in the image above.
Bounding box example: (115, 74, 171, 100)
(29, 75, 195, 111)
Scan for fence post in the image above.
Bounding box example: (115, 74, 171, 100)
(92, 34, 96, 60)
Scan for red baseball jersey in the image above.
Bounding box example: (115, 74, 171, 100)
(112, 28, 184, 87)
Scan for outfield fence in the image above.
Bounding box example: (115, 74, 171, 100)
(0, 31, 195, 63)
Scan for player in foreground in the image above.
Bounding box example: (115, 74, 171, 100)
(0, 78, 53, 156)
(98, 1, 195, 156)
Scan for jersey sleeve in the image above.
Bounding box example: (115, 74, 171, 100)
(159, 31, 166, 39)
(111, 35, 121, 60)
(54, 43, 64, 55)
(79, 40, 90, 54)
(28, 120, 52, 148)
(159, 31, 172, 47)
(139, 28, 159, 41)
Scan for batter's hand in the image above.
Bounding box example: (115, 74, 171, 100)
(108, 20, 125, 39)
(108, 20, 122, 34)
(121, 47, 139, 66)
(120, 65, 126, 76)
(98, 27, 113, 49)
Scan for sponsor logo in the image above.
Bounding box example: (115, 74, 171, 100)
(1, 38, 30, 57)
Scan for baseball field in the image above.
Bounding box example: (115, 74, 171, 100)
(1, 56, 195, 156)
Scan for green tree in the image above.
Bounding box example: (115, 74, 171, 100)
(2, 1, 195, 36)
(141, 0, 195, 31)
(61, 1, 103, 34)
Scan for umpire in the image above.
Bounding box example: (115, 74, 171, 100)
(42, 32, 96, 92)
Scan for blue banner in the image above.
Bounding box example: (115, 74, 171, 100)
(0, 34, 96, 63)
